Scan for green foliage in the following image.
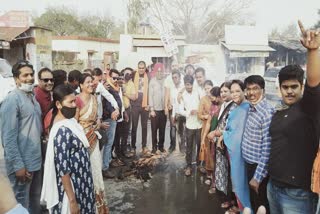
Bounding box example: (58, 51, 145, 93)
(33, 6, 118, 38)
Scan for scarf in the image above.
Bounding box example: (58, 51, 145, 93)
(223, 101, 252, 213)
(107, 78, 120, 92)
(134, 71, 148, 108)
(40, 118, 89, 214)
(275, 101, 289, 111)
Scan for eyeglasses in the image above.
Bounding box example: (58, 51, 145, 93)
(112, 77, 119, 80)
(40, 78, 54, 83)
(245, 87, 262, 93)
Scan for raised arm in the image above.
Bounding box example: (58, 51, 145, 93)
(298, 20, 320, 87)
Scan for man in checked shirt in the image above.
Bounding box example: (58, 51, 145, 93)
(241, 75, 275, 213)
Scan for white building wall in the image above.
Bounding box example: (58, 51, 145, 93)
(52, 39, 119, 61)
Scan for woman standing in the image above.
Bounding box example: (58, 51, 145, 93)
(199, 87, 221, 191)
(198, 80, 214, 173)
(75, 73, 108, 214)
(207, 81, 237, 209)
(41, 84, 95, 214)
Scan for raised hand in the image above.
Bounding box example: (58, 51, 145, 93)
(298, 20, 320, 50)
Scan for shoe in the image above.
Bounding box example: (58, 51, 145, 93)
(142, 147, 151, 156)
(131, 149, 136, 156)
(110, 159, 121, 168)
(151, 149, 157, 154)
(168, 146, 175, 153)
(102, 170, 115, 179)
(159, 148, 166, 153)
(185, 167, 192, 176)
(198, 166, 207, 174)
(116, 159, 125, 166)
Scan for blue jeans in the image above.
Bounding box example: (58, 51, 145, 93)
(267, 180, 317, 214)
(8, 170, 42, 214)
(102, 119, 117, 171)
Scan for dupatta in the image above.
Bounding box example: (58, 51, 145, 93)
(223, 101, 252, 212)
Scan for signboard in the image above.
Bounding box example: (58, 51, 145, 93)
(229, 52, 269, 58)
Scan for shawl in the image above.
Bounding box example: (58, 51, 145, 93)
(223, 101, 252, 212)
(40, 118, 90, 214)
(134, 71, 148, 108)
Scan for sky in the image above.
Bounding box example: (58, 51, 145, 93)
(1, 0, 320, 32)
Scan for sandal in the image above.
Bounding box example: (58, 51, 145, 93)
(221, 201, 233, 209)
(117, 159, 125, 166)
(227, 205, 240, 214)
(208, 187, 216, 194)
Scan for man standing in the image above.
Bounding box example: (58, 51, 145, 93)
(194, 67, 207, 98)
(149, 64, 166, 154)
(242, 75, 274, 213)
(34, 67, 54, 118)
(180, 75, 202, 176)
(0, 60, 42, 213)
(114, 68, 136, 157)
(131, 61, 150, 155)
(101, 69, 123, 178)
(171, 70, 187, 154)
(267, 21, 320, 214)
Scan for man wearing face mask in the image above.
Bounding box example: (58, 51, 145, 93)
(0, 60, 42, 213)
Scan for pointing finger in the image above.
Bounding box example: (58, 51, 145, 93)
(298, 20, 306, 35)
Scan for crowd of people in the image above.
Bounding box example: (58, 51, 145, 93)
(0, 21, 320, 214)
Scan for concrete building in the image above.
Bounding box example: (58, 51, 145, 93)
(0, 11, 52, 73)
(52, 36, 119, 71)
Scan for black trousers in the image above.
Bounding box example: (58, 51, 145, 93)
(114, 108, 131, 156)
(131, 106, 149, 149)
(186, 128, 201, 167)
(169, 110, 176, 149)
(246, 163, 270, 213)
(150, 110, 167, 151)
(175, 115, 186, 153)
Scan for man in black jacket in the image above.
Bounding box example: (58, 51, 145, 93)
(267, 21, 320, 214)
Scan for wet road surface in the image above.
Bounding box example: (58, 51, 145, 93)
(105, 152, 225, 214)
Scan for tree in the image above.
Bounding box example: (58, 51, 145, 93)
(33, 6, 118, 38)
(130, 0, 252, 44)
(269, 24, 299, 40)
(34, 6, 82, 36)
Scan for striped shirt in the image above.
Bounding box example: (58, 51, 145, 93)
(242, 98, 275, 183)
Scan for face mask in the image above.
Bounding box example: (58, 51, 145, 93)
(124, 73, 132, 81)
(19, 83, 34, 92)
(61, 106, 77, 119)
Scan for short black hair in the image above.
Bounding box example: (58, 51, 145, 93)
(210, 86, 221, 97)
(109, 69, 120, 77)
(278, 65, 304, 86)
(68, 70, 82, 83)
(83, 68, 92, 74)
(52, 69, 67, 89)
(195, 67, 206, 76)
(91, 68, 103, 76)
(79, 73, 93, 85)
(184, 64, 195, 72)
(204, 80, 213, 87)
(220, 81, 232, 90)
(184, 75, 194, 85)
(172, 69, 181, 77)
(38, 67, 52, 80)
(138, 61, 146, 67)
(12, 60, 34, 78)
(231, 79, 245, 91)
(244, 75, 265, 89)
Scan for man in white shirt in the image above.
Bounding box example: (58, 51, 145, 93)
(179, 75, 202, 176)
(171, 70, 187, 154)
(194, 67, 207, 98)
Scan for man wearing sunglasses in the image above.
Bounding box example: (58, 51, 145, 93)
(0, 60, 42, 213)
(34, 68, 54, 119)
